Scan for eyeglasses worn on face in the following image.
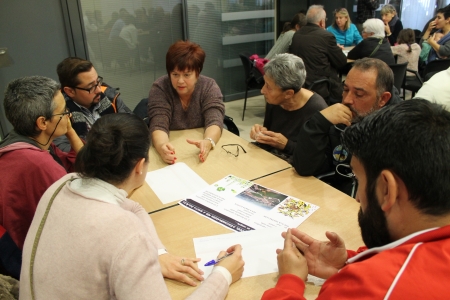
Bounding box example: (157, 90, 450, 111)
(221, 144, 247, 157)
(52, 108, 71, 118)
(72, 76, 103, 94)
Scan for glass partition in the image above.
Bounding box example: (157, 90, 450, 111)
(79, 0, 275, 107)
(79, 0, 184, 110)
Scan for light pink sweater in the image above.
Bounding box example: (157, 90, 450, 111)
(20, 174, 228, 299)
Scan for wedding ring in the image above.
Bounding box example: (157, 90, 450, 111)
(181, 258, 185, 266)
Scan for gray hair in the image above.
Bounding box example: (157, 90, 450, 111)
(4, 76, 60, 137)
(363, 18, 386, 38)
(381, 4, 397, 16)
(263, 53, 306, 93)
(306, 5, 326, 24)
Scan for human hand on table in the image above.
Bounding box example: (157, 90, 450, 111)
(250, 124, 267, 140)
(157, 142, 177, 164)
(284, 228, 347, 279)
(186, 138, 213, 162)
(215, 244, 245, 284)
(320, 104, 352, 126)
(337, 43, 344, 50)
(276, 229, 308, 281)
(254, 130, 288, 150)
(158, 253, 204, 286)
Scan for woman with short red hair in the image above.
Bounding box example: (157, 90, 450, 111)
(148, 40, 225, 164)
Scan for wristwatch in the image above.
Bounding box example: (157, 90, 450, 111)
(204, 137, 215, 149)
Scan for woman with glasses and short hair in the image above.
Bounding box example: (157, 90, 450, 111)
(20, 113, 244, 299)
(148, 40, 225, 164)
(0, 76, 83, 277)
(327, 8, 362, 48)
(250, 53, 328, 163)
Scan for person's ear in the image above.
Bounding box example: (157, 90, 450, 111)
(35, 116, 48, 131)
(378, 91, 391, 108)
(63, 86, 76, 98)
(377, 170, 398, 213)
(284, 89, 295, 99)
(134, 158, 146, 175)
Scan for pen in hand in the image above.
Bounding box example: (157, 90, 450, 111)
(204, 251, 235, 266)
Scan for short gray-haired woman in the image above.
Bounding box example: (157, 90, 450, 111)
(250, 53, 328, 161)
(347, 18, 395, 65)
(381, 4, 403, 46)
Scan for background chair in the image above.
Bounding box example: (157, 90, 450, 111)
(403, 58, 450, 98)
(239, 52, 265, 121)
(388, 62, 407, 96)
(307, 78, 332, 105)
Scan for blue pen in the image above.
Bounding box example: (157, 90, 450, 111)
(204, 251, 235, 266)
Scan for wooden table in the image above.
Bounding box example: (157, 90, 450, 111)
(151, 169, 363, 299)
(130, 128, 291, 212)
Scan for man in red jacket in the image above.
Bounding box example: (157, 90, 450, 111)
(262, 99, 450, 299)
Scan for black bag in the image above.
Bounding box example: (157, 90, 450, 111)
(224, 115, 239, 136)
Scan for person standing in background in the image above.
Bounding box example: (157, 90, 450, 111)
(355, 0, 379, 33)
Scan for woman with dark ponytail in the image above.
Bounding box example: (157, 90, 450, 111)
(266, 12, 306, 59)
(391, 28, 421, 77)
(20, 113, 244, 299)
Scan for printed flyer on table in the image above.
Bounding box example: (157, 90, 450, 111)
(179, 174, 319, 231)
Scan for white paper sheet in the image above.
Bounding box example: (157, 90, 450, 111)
(194, 227, 285, 279)
(145, 162, 208, 204)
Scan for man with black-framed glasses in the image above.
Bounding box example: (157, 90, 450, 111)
(54, 57, 131, 152)
(0, 76, 84, 278)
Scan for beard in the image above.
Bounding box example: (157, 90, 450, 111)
(348, 99, 380, 123)
(358, 184, 391, 249)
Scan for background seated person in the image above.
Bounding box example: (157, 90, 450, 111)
(266, 12, 306, 60)
(415, 66, 450, 107)
(262, 100, 450, 299)
(0, 76, 83, 259)
(20, 113, 245, 299)
(289, 5, 347, 103)
(347, 18, 395, 65)
(420, 32, 444, 63)
(381, 4, 403, 46)
(54, 57, 131, 152)
(423, 6, 450, 64)
(148, 40, 224, 164)
(292, 58, 402, 196)
(327, 8, 362, 47)
(250, 54, 327, 162)
(391, 29, 421, 78)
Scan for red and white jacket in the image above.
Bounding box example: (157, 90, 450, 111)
(262, 225, 450, 299)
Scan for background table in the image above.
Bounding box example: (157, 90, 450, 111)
(130, 128, 291, 212)
(151, 169, 363, 299)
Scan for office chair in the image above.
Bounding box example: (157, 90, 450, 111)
(239, 52, 265, 121)
(403, 58, 450, 99)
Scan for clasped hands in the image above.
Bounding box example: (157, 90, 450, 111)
(250, 124, 288, 150)
(159, 244, 244, 287)
(276, 228, 348, 281)
(157, 138, 213, 164)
